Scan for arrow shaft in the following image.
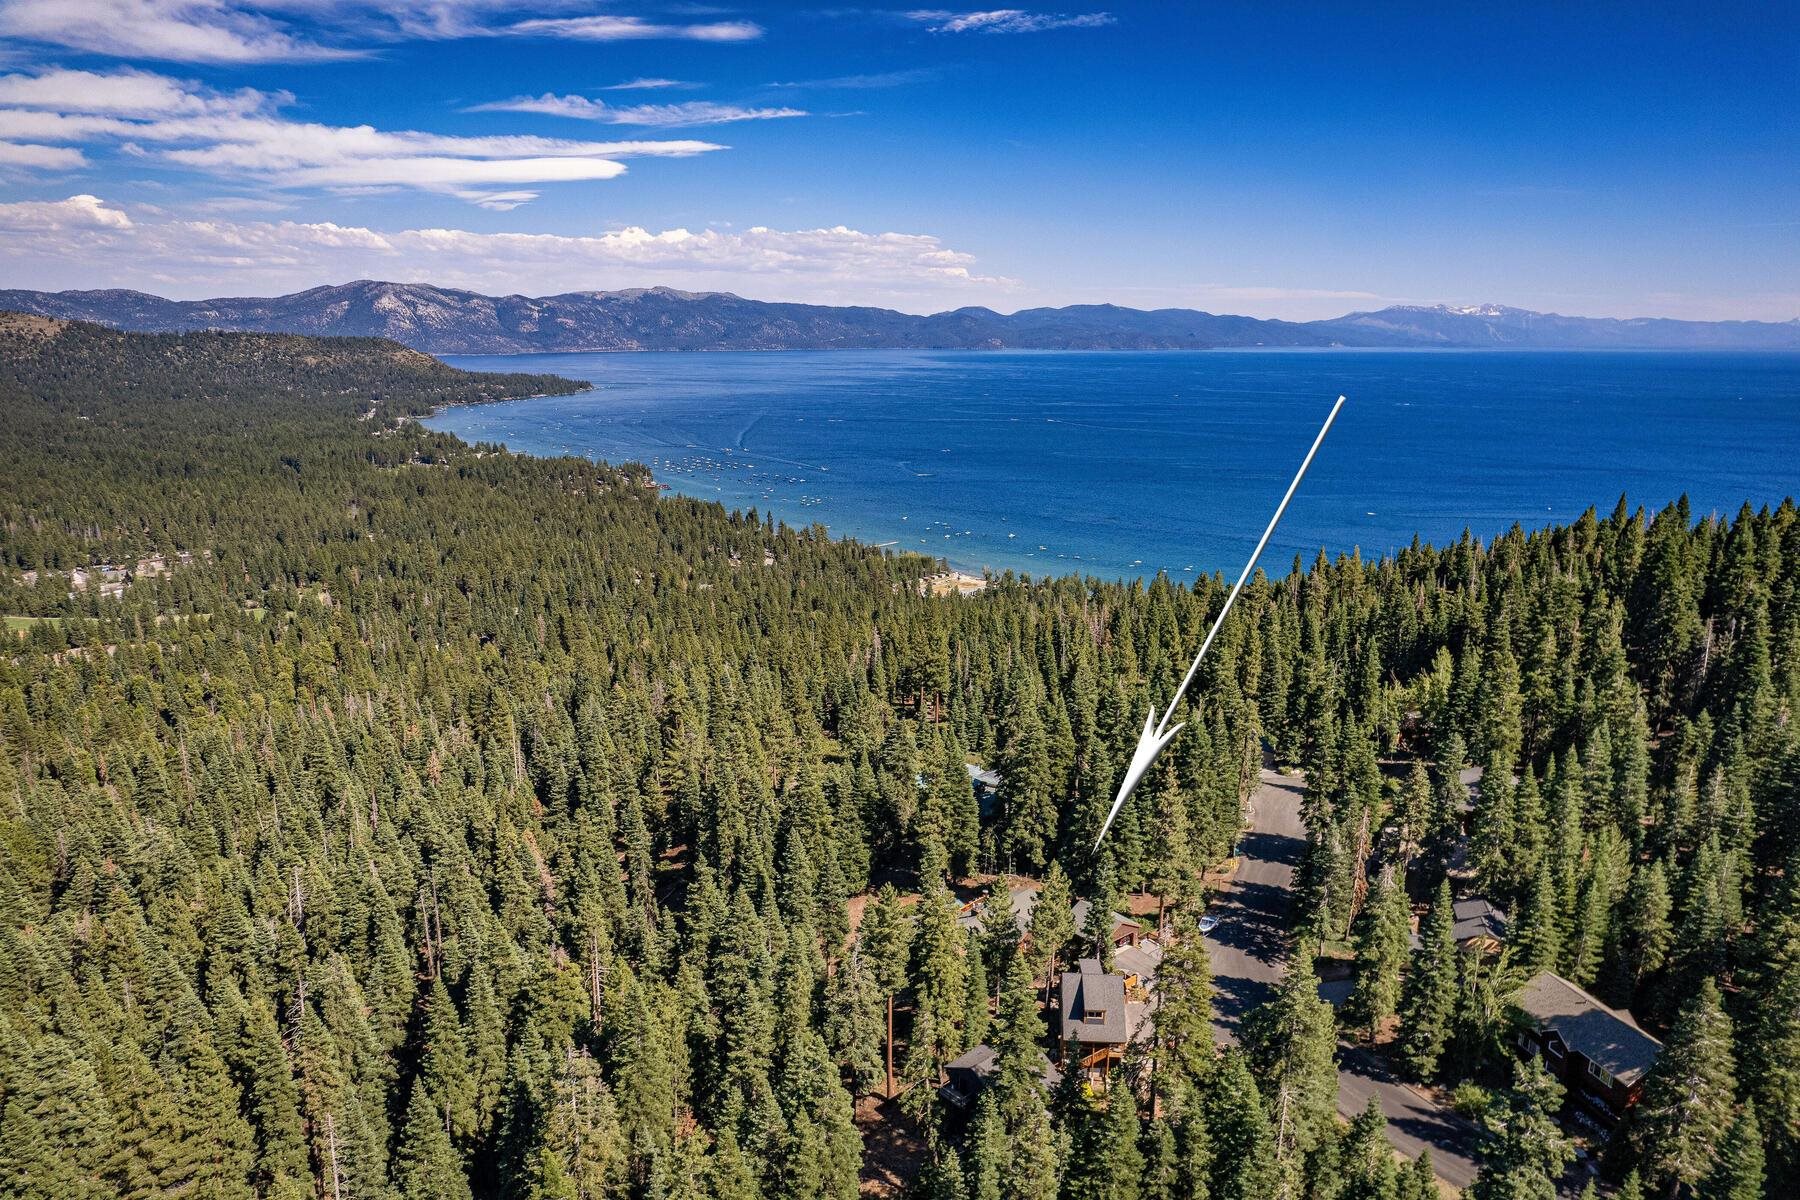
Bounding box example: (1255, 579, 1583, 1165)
(1154, 395, 1344, 738)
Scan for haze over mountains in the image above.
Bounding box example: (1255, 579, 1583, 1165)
(3, 281, 1797, 355)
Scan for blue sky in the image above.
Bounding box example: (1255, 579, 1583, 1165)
(0, 1, 1794, 318)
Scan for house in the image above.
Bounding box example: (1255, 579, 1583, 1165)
(942, 1044, 1000, 1108)
(966, 763, 1002, 816)
(1514, 971, 1662, 1125)
(1059, 958, 1129, 1079)
(940, 1043, 1060, 1108)
(1451, 898, 1507, 952)
(1114, 940, 1164, 991)
(1070, 899, 1143, 949)
(956, 883, 1038, 935)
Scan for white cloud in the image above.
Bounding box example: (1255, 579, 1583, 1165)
(0, 0, 359, 63)
(908, 9, 1113, 34)
(0, 65, 271, 114)
(506, 15, 761, 42)
(768, 68, 939, 90)
(0, 197, 1014, 306)
(0, 192, 131, 228)
(274, 153, 628, 188)
(601, 77, 696, 91)
(0, 66, 725, 203)
(471, 94, 806, 128)
(0, 2, 764, 63)
(0, 139, 86, 167)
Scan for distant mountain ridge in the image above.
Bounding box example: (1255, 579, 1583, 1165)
(2, 280, 1796, 354)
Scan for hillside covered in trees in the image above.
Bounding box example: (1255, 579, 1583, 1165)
(0, 315, 1795, 1200)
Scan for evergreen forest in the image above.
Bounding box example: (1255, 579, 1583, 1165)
(1, 314, 1796, 1200)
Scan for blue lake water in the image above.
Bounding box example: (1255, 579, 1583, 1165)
(430, 350, 1800, 581)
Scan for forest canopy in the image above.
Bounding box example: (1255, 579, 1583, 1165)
(0, 315, 1795, 1200)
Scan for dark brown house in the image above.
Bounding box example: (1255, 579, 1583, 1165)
(1514, 971, 1662, 1125)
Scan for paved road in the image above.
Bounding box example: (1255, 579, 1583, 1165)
(1204, 767, 1484, 1191)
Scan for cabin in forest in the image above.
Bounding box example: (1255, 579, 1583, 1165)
(1071, 899, 1144, 949)
(1513, 971, 1662, 1125)
(1059, 959, 1129, 1079)
(1451, 897, 1507, 952)
(956, 883, 1037, 935)
(941, 1043, 1060, 1108)
(941, 1045, 1000, 1108)
(965, 763, 1002, 816)
(1114, 941, 1163, 991)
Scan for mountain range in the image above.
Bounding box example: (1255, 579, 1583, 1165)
(2, 281, 1796, 355)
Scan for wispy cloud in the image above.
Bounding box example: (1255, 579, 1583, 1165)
(506, 15, 762, 42)
(907, 9, 1113, 34)
(0, 66, 725, 203)
(0, 139, 86, 167)
(0, 1, 763, 63)
(602, 77, 698, 91)
(471, 93, 805, 128)
(768, 67, 939, 90)
(0, 195, 1013, 305)
(0, 0, 362, 63)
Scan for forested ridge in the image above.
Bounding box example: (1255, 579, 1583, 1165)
(0, 315, 1795, 1200)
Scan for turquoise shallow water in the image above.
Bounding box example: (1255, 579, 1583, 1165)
(430, 349, 1800, 580)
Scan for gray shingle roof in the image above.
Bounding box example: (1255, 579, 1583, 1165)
(1115, 941, 1163, 982)
(1516, 971, 1662, 1085)
(946, 1044, 998, 1075)
(966, 763, 1002, 790)
(1060, 960, 1127, 1044)
(1452, 898, 1507, 943)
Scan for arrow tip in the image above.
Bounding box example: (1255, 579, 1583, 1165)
(1094, 707, 1185, 849)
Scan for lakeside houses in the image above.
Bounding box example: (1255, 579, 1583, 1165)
(1513, 971, 1663, 1126)
(921, 570, 988, 598)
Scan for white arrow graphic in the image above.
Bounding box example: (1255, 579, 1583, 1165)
(1094, 394, 1346, 850)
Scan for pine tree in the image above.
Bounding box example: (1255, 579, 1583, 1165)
(862, 885, 914, 1098)
(824, 941, 885, 1096)
(393, 1084, 473, 1200)
(1137, 1117, 1180, 1200)
(1467, 1055, 1574, 1200)
(991, 949, 1046, 1107)
(542, 1049, 627, 1200)
(1243, 952, 1338, 1191)
(1514, 858, 1563, 978)
(1630, 979, 1738, 1195)
(1700, 1102, 1764, 1200)
(1082, 859, 1124, 972)
(1340, 1098, 1398, 1200)
(1398, 880, 1458, 1079)
(1151, 912, 1215, 1096)
(1603, 861, 1672, 1008)
(964, 1094, 1005, 1200)
(418, 976, 478, 1144)
(1344, 866, 1411, 1041)
(1027, 863, 1076, 1001)
(1206, 1050, 1276, 1200)
(1396, 1151, 1436, 1200)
